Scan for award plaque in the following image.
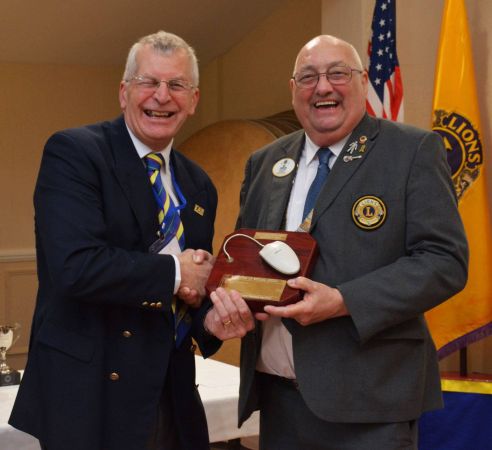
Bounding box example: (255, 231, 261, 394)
(206, 229, 318, 312)
(0, 323, 21, 386)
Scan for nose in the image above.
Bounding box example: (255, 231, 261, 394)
(316, 73, 334, 92)
(153, 81, 171, 102)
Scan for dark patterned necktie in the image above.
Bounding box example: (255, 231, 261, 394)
(145, 153, 190, 347)
(302, 147, 332, 220)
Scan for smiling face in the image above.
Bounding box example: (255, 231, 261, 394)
(290, 36, 368, 147)
(119, 45, 199, 151)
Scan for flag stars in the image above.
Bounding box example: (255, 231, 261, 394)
(376, 64, 382, 71)
(381, 2, 387, 11)
(379, 19, 386, 27)
(379, 33, 385, 41)
(374, 78, 382, 85)
(377, 49, 384, 56)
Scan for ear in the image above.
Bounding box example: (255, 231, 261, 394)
(289, 78, 296, 106)
(361, 70, 369, 96)
(119, 81, 128, 110)
(188, 88, 200, 115)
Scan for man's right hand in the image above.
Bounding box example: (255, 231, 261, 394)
(177, 249, 215, 307)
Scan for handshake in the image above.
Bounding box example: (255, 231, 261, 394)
(177, 249, 256, 340)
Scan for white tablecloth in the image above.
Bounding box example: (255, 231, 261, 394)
(195, 356, 259, 442)
(0, 357, 259, 449)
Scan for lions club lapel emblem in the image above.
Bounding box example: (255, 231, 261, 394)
(352, 196, 387, 230)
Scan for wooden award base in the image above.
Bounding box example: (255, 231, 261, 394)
(206, 229, 318, 312)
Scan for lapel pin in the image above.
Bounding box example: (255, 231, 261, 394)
(272, 158, 296, 177)
(194, 204, 205, 216)
(343, 155, 362, 163)
(347, 141, 358, 154)
(359, 136, 368, 144)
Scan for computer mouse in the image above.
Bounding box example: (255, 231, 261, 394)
(259, 241, 301, 275)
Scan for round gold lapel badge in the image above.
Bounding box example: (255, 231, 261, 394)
(352, 196, 387, 230)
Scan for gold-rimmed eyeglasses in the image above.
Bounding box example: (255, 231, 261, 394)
(292, 65, 363, 89)
(126, 75, 195, 93)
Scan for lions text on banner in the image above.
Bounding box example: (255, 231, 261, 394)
(425, 0, 492, 358)
(366, 0, 404, 122)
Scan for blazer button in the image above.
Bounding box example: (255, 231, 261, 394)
(150, 302, 156, 308)
(109, 372, 120, 381)
(156, 302, 163, 308)
(142, 301, 149, 307)
(122, 330, 132, 338)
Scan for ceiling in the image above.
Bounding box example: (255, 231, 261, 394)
(0, 0, 288, 67)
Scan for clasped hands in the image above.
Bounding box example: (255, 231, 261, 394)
(177, 249, 255, 340)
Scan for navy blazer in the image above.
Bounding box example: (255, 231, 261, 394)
(237, 114, 468, 426)
(10, 116, 220, 450)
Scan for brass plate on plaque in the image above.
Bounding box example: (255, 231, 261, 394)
(219, 274, 286, 301)
(253, 231, 288, 241)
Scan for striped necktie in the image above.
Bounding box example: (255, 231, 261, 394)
(145, 153, 185, 250)
(302, 147, 332, 220)
(145, 153, 190, 347)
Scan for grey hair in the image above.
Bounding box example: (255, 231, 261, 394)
(123, 30, 199, 86)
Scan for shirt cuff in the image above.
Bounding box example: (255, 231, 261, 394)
(172, 254, 181, 294)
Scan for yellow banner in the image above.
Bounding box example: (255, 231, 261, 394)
(426, 0, 492, 356)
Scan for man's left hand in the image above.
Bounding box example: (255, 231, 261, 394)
(262, 277, 349, 326)
(204, 288, 255, 340)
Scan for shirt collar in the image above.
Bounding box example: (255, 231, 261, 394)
(125, 123, 173, 169)
(304, 133, 350, 165)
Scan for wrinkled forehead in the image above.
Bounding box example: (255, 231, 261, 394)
(294, 39, 361, 73)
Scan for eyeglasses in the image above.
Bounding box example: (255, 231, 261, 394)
(126, 75, 195, 93)
(292, 65, 363, 89)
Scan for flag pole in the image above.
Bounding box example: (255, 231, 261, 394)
(459, 347, 467, 377)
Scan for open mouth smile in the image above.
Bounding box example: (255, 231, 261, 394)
(314, 100, 339, 109)
(144, 110, 175, 118)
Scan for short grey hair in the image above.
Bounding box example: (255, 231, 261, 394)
(123, 30, 199, 86)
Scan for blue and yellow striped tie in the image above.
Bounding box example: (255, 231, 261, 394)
(145, 153, 190, 347)
(145, 153, 185, 250)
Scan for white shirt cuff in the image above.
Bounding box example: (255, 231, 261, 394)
(172, 254, 181, 294)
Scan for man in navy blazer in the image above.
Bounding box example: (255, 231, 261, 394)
(213, 35, 469, 449)
(9, 31, 253, 450)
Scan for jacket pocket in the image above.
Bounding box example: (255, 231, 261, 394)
(37, 319, 96, 362)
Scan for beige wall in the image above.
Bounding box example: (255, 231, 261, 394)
(178, 0, 322, 143)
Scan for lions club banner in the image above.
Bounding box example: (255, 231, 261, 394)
(426, 0, 492, 358)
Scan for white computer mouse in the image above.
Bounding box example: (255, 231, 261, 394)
(259, 241, 301, 275)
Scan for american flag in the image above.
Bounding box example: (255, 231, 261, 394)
(366, 0, 404, 122)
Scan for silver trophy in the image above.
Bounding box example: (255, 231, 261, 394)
(0, 323, 21, 386)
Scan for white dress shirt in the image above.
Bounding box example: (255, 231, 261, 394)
(126, 125, 182, 293)
(256, 133, 348, 379)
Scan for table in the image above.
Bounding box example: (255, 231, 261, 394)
(0, 357, 259, 449)
(195, 356, 259, 443)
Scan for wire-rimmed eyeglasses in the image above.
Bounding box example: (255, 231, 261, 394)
(292, 65, 363, 89)
(125, 75, 195, 93)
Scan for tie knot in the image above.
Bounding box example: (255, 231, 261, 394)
(317, 148, 332, 166)
(145, 153, 164, 171)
